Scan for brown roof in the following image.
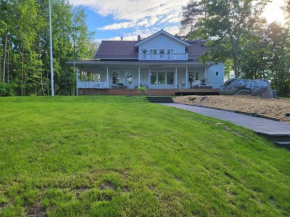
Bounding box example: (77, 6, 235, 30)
(94, 41, 138, 59)
(187, 41, 210, 59)
(94, 40, 209, 60)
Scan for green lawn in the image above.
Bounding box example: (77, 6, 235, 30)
(0, 96, 289, 217)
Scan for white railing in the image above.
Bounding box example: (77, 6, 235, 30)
(138, 53, 188, 61)
(78, 81, 107, 89)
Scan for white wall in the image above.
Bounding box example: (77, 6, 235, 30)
(139, 34, 186, 54)
(206, 63, 225, 88)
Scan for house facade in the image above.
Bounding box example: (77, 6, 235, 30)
(67, 30, 224, 95)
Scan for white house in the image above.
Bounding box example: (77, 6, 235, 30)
(67, 30, 224, 95)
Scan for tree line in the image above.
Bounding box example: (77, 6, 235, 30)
(180, 0, 290, 96)
(0, 0, 97, 96)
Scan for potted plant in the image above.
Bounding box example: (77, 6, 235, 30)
(141, 49, 148, 59)
(201, 78, 207, 85)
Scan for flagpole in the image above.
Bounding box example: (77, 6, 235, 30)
(49, 0, 54, 96)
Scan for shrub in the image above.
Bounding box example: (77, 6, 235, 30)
(137, 86, 148, 101)
(0, 82, 15, 96)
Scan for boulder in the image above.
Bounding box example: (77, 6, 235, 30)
(219, 78, 273, 98)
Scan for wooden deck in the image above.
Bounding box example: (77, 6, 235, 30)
(79, 88, 220, 96)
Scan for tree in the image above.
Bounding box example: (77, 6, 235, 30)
(265, 23, 290, 96)
(0, 0, 97, 96)
(195, 0, 270, 77)
(180, 0, 206, 38)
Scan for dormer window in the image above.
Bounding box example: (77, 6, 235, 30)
(150, 49, 157, 54)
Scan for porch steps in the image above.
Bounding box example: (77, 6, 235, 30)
(257, 133, 290, 150)
(146, 97, 174, 103)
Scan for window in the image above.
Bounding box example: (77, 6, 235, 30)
(92, 74, 101, 82)
(159, 49, 165, 58)
(151, 72, 157, 84)
(158, 72, 165, 84)
(125, 72, 133, 84)
(150, 49, 157, 54)
(167, 72, 174, 85)
(216, 71, 219, 76)
(112, 72, 119, 84)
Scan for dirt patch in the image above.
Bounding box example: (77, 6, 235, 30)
(174, 95, 290, 123)
(0, 203, 11, 212)
(73, 187, 91, 198)
(121, 186, 131, 193)
(99, 181, 117, 191)
(27, 205, 47, 217)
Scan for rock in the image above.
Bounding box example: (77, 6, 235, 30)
(200, 96, 207, 102)
(219, 78, 273, 98)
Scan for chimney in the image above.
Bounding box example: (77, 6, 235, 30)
(137, 35, 141, 41)
(121, 36, 123, 42)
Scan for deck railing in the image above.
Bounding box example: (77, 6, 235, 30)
(78, 81, 107, 89)
(138, 53, 188, 61)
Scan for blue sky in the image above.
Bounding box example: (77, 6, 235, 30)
(84, 6, 181, 41)
(70, 0, 286, 42)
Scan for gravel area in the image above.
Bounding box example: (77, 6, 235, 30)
(173, 95, 290, 123)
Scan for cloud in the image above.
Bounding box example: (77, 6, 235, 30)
(105, 25, 180, 41)
(98, 22, 135, 30)
(98, 16, 161, 30)
(70, 0, 188, 30)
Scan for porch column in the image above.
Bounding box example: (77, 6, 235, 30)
(148, 67, 151, 89)
(185, 66, 188, 89)
(138, 67, 141, 87)
(175, 67, 178, 89)
(76, 67, 79, 96)
(106, 66, 109, 89)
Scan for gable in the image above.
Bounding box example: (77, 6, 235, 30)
(138, 34, 186, 54)
(135, 30, 190, 47)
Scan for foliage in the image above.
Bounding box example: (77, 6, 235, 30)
(137, 86, 147, 94)
(182, 0, 290, 96)
(0, 0, 97, 96)
(180, 0, 206, 38)
(200, 77, 207, 85)
(0, 96, 290, 216)
(196, 0, 270, 77)
(141, 49, 148, 54)
(137, 86, 148, 100)
(0, 82, 14, 96)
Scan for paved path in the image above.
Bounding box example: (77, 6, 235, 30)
(161, 103, 290, 135)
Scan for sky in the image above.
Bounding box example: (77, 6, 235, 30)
(69, 0, 287, 42)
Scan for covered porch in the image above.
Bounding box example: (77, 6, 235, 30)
(69, 61, 224, 95)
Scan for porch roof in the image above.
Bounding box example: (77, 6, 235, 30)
(66, 60, 216, 68)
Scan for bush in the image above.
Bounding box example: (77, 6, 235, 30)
(137, 86, 148, 101)
(137, 86, 147, 94)
(0, 82, 15, 96)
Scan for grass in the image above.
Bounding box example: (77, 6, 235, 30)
(0, 96, 289, 217)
